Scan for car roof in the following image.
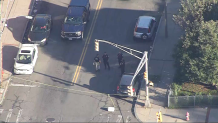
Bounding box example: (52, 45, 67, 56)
(67, 7, 84, 16)
(19, 44, 35, 54)
(69, 0, 89, 7)
(34, 14, 50, 25)
(137, 16, 155, 28)
(120, 74, 134, 86)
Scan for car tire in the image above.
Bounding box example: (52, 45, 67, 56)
(141, 34, 148, 40)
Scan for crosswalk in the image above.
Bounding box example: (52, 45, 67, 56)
(90, 114, 134, 122)
(0, 109, 23, 123)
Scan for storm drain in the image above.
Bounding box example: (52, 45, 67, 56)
(46, 118, 55, 122)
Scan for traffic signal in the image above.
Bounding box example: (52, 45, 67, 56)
(95, 40, 99, 51)
(143, 72, 147, 79)
(156, 111, 162, 122)
(127, 86, 133, 96)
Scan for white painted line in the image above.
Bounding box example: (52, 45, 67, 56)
(10, 83, 37, 87)
(6, 109, 13, 122)
(116, 115, 122, 123)
(0, 109, 4, 114)
(107, 115, 111, 123)
(126, 116, 131, 123)
(16, 109, 23, 123)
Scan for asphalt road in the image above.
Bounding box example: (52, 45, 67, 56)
(0, 0, 163, 122)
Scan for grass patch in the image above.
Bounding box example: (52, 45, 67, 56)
(149, 75, 161, 83)
(178, 82, 218, 96)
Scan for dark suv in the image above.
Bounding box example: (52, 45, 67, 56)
(117, 73, 140, 97)
(61, 0, 90, 40)
(28, 14, 52, 46)
(133, 16, 156, 41)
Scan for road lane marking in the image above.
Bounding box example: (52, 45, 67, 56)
(10, 83, 38, 87)
(73, 0, 103, 83)
(6, 109, 13, 122)
(0, 109, 3, 115)
(116, 115, 122, 123)
(72, 0, 102, 83)
(16, 109, 23, 123)
(125, 116, 131, 123)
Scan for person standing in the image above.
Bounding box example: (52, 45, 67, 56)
(93, 54, 101, 71)
(120, 58, 125, 76)
(117, 52, 123, 68)
(102, 52, 110, 70)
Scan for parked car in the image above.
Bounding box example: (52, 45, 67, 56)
(28, 14, 52, 46)
(117, 73, 140, 97)
(133, 16, 156, 41)
(13, 44, 38, 74)
(61, 0, 90, 40)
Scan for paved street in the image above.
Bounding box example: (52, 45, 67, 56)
(0, 0, 163, 122)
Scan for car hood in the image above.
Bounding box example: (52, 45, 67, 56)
(62, 24, 84, 32)
(14, 62, 33, 70)
(28, 31, 47, 41)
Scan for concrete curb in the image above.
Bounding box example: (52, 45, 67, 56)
(133, 14, 164, 123)
(0, 0, 36, 105)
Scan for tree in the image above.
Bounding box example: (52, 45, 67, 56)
(174, 21, 218, 84)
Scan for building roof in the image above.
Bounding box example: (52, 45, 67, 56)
(69, 0, 89, 7)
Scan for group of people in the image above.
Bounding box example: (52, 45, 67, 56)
(93, 52, 125, 76)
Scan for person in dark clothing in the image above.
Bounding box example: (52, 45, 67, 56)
(117, 52, 123, 68)
(102, 52, 110, 70)
(94, 54, 101, 71)
(120, 58, 125, 76)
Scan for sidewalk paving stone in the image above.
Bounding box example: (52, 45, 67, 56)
(0, 0, 35, 105)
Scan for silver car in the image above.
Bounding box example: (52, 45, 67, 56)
(133, 16, 156, 41)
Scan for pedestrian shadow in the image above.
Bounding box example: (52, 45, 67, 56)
(2, 45, 19, 73)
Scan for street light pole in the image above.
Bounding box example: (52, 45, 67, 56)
(144, 51, 151, 108)
(95, 39, 151, 107)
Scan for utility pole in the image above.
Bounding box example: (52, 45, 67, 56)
(144, 51, 151, 107)
(95, 39, 151, 107)
(164, 0, 168, 38)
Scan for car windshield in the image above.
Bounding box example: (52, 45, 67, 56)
(136, 27, 148, 33)
(31, 24, 47, 33)
(64, 16, 82, 25)
(17, 54, 32, 64)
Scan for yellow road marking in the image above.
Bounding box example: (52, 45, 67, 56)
(74, 0, 103, 83)
(72, 0, 103, 83)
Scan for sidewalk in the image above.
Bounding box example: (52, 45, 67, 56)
(134, 0, 218, 122)
(0, 0, 35, 105)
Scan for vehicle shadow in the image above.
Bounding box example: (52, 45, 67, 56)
(2, 45, 19, 73)
(6, 16, 29, 43)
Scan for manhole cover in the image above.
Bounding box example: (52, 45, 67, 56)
(46, 118, 55, 122)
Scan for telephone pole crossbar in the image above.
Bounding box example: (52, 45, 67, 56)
(95, 39, 151, 107)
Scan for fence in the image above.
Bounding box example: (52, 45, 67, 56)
(168, 94, 218, 108)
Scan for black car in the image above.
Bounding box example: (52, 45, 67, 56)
(61, 0, 90, 40)
(117, 73, 140, 97)
(28, 14, 52, 46)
